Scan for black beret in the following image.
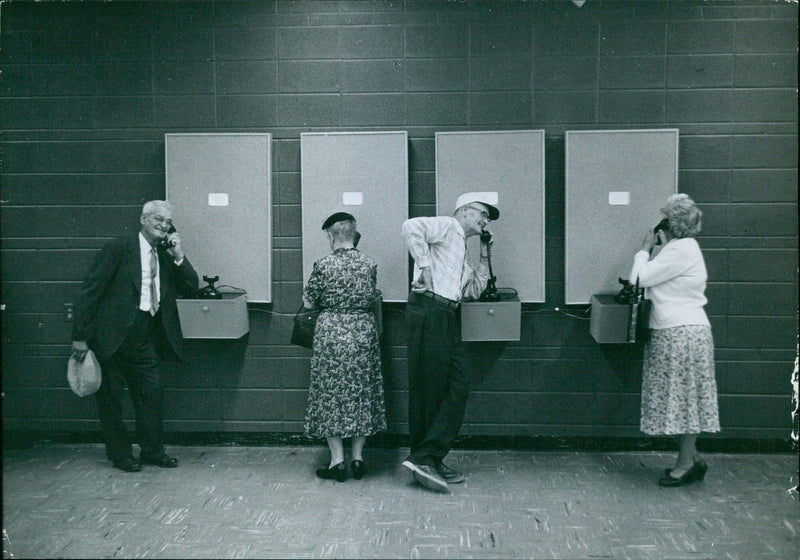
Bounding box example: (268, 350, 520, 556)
(321, 212, 356, 230)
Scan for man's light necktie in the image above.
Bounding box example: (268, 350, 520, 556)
(150, 247, 159, 315)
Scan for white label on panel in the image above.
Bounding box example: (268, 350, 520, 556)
(208, 193, 229, 206)
(342, 192, 363, 205)
(608, 191, 631, 205)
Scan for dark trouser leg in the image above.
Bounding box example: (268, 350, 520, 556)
(412, 346, 469, 466)
(122, 342, 164, 460)
(406, 294, 469, 467)
(406, 296, 444, 452)
(95, 356, 133, 462)
(97, 311, 166, 462)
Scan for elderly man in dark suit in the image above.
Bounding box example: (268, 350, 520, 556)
(71, 200, 198, 472)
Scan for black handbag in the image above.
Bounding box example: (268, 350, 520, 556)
(291, 304, 319, 349)
(632, 297, 652, 343)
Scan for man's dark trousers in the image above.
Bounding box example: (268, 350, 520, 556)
(405, 292, 471, 467)
(96, 310, 167, 463)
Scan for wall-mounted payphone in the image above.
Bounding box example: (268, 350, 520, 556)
(461, 227, 521, 342)
(165, 133, 269, 338)
(589, 279, 650, 344)
(435, 131, 545, 342)
(565, 129, 678, 306)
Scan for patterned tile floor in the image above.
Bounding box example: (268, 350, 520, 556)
(2, 444, 797, 559)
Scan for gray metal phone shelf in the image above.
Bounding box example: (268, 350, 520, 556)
(177, 294, 249, 339)
(461, 298, 521, 342)
(589, 294, 639, 344)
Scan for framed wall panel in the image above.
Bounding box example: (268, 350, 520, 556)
(165, 133, 272, 302)
(565, 129, 678, 304)
(435, 130, 546, 302)
(300, 131, 408, 302)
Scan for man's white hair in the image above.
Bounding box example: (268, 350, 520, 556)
(141, 200, 173, 217)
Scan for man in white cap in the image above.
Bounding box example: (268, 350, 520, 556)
(400, 192, 499, 492)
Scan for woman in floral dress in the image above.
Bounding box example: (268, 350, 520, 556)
(302, 212, 386, 482)
(629, 194, 720, 487)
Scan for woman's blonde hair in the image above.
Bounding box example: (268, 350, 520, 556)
(662, 193, 702, 238)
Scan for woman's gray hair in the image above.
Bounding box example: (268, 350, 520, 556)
(142, 200, 173, 217)
(327, 217, 356, 241)
(662, 193, 702, 238)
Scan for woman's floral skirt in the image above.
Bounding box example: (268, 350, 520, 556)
(641, 325, 720, 435)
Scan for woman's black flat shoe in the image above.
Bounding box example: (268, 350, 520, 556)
(316, 462, 347, 482)
(659, 467, 694, 487)
(351, 460, 367, 480)
(661, 459, 708, 486)
(691, 459, 708, 481)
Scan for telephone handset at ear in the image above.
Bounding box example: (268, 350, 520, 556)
(479, 229, 500, 302)
(652, 217, 669, 251)
(159, 223, 177, 249)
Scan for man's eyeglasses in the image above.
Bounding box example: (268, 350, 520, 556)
(466, 205, 490, 221)
(148, 214, 173, 227)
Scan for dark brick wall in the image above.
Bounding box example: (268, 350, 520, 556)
(1, 1, 797, 439)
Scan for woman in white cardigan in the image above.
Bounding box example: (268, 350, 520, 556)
(629, 194, 720, 487)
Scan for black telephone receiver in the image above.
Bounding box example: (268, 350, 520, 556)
(159, 223, 177, 248)
(653, 218, 669, 248)
(479, 229, 500, 302)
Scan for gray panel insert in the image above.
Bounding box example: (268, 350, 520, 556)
(565, 129, 678, 304)
(436, 130, 546, 303)
(300, 131, 409, 302)
(165, 133, 272, 302)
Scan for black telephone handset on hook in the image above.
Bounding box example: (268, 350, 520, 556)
(159, 223, 177, 249)
(479, 230, 500, 302)
(198, 275, 222, 299)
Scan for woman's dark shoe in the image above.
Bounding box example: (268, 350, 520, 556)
(661, 459, 707, 486)
(351, 460, 367, 480)
(659, 466, 695, 487)
(316, 462, 347, 482)
(691, 459, 708, 481)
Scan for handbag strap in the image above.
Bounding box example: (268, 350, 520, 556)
(295, 303, 313, 318)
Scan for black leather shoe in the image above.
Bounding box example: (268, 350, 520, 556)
(316, 462, 347, 482)
(113, 458, 142, 472)
(659, 466, 694, 487)
(662, 460, 708, 484)
(351, 460, 367, 480)
(141, 454, 178, 468)
(691, 459, 708, 481)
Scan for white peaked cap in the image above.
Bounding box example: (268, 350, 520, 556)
(454, 192, 499, 220)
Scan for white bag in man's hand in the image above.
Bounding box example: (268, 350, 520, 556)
(67, 349, 102, 397)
